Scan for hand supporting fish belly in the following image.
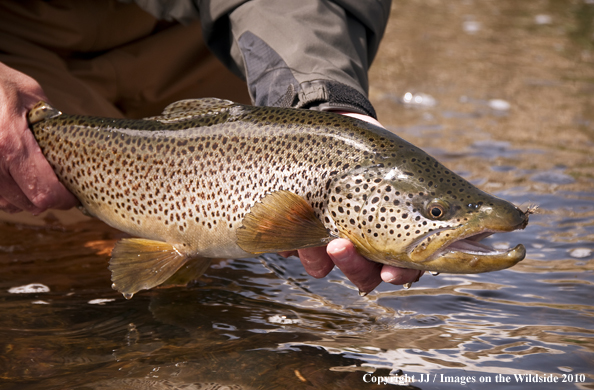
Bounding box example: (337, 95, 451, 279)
(28, 98, 530, 299)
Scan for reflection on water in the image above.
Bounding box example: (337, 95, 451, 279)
(1, 1, 594, 389)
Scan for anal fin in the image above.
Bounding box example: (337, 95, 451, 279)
(109, 238, 189, 299)
(236, 190, 331, 254)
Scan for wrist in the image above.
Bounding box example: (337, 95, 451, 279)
(334, 111, 384, 129)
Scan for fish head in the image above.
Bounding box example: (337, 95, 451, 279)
(327, 153, 529, 274)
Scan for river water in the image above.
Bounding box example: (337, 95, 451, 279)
(1, 1, 593, 389)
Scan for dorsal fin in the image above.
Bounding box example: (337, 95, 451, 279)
(236, 190, 331, 254)
(146, 98, 243, 124)
(162, 98, 236, 116)
(27, 101, 62, 125)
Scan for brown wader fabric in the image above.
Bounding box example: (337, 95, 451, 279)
(0, 0, 250, 119)
(0, 0, 250, 224)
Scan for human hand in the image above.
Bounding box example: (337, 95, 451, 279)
(0, 62, 78, 214)
(280, 111, 424, 294)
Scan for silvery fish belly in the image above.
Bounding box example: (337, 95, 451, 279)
(28, 98, 530, 298)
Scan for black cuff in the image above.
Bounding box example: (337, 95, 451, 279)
(297, 80, 377, 118)
(273, 80, 376, 119)
(238, 31, 377, 119)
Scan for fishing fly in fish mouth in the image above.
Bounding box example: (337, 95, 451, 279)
(27, 98, 531, 299)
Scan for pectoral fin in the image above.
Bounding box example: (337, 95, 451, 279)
(109, 238, 189, 299)
(237, 190, 331, 254)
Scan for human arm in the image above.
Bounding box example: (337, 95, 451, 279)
(197, 0, 387, 117)
(0, 62, 79, 214)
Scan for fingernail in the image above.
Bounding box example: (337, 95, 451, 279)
(381, 269, 398, 284)
(358, 289, 369, 297)
(328, 245, 348, 261)
(403, 282, 412, 289)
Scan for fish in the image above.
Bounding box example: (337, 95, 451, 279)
(28, 98, 530, 298)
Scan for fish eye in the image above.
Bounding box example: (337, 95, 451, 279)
(427, 203, 446, 219)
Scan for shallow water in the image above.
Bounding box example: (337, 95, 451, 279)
(1, 1, 594, 389)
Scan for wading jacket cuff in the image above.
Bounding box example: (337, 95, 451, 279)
(273, 81, 377, 119)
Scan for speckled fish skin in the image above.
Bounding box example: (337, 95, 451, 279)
(28, 98, 529, 297)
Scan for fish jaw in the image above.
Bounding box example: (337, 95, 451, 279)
(405, 203, 530, 273)
(355, 225, 527, 274)
(421, 240, 526, 273)
(407, 228, 527, 273)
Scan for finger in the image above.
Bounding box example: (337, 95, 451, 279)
(0, 194, 22, 214)
(0, 64, 78, 213)
(10, 133, 79, 211)
(0, 171, 41, 212)
(278, 250, 298, 258)
(0, 123, 78, 214)
(336, 112, 385, 128)
(1, 148, 76, 214)
(381, 266, 424, 285)
(298, 246, 335, 278)
(327, 238, 382, 294)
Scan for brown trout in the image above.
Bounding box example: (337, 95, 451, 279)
(28, 98, 529, 298)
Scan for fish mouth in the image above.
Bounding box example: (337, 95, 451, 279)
(409, 226, 527, 274)
(443, 231, 507, 255)
(440, 229, 524, 256)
